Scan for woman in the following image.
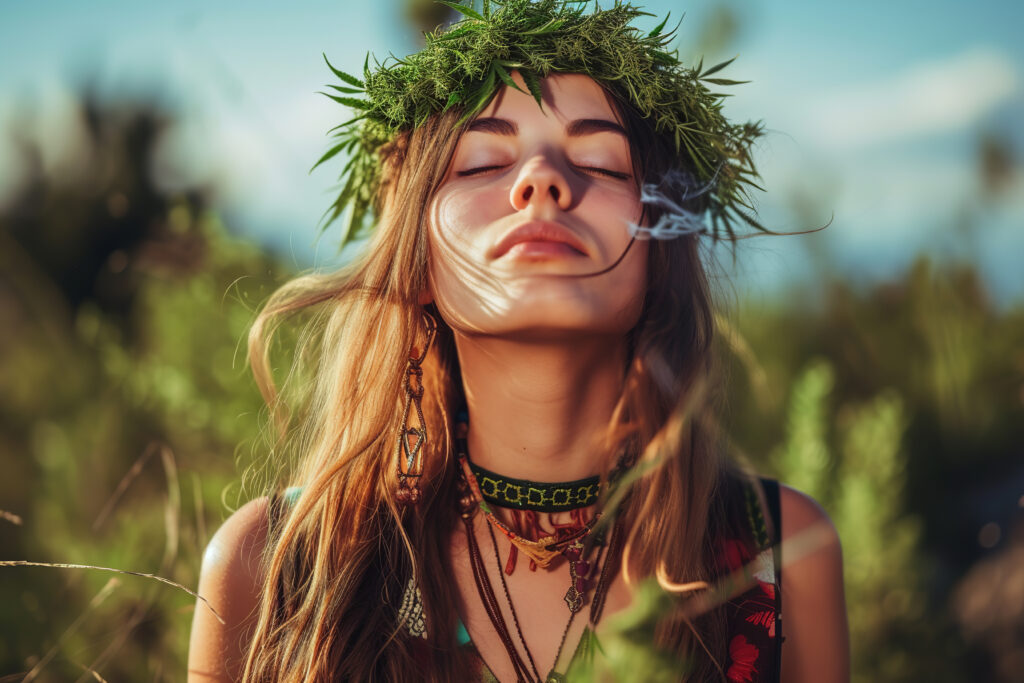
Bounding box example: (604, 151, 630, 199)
(188, 2, 848, 681)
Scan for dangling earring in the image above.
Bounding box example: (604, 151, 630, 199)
(396, 310, 437, 506)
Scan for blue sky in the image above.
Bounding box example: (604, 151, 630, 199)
(1, 0, 1021, 304)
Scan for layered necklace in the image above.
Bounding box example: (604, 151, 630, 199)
(455, 420, 628, 683)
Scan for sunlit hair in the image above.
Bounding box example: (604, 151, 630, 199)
(241, 82, 748, 681)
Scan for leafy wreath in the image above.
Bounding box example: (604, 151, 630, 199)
(314, 0, 765, 249)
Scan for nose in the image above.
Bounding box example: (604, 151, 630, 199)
(509, 155, 573, 212)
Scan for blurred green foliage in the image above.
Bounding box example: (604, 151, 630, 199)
(773, 363, 933, 681)
(721, 261, 1024, 683)
(0, 92, 288, 681)
(2, 83, 1022, 683)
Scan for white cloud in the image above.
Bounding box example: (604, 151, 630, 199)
(803, 48, 1019, 149)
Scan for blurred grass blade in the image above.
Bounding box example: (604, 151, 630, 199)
(92, 443, 159, 531)
(0, 509, 23, 525)
(21, 578, 119, 682)
(0, 561, 224, 625)
(159, 445, 181, 573)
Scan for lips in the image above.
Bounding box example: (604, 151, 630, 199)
(489, 220, 589, 259)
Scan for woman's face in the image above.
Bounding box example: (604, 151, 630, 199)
(427, 73, 648, 341)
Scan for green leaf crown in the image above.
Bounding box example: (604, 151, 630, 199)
(314, 0, 766, 249)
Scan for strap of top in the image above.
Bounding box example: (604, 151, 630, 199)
(760, 478, 782, 586)
(759, 477, 784, 680)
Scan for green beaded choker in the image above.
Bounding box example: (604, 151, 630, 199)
(468, 459, 602, 513)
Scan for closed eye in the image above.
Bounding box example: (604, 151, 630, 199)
(457, 164, 631, 180)
(456, 165, 509, 177)
(573, 165, 631, 180)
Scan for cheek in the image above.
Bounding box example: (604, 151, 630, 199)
(585, 184, 642, 231)
(432, 183, 509, 241)
(582, 187, 643, 266)
(427, 188, 505, 330)
(613, 189, 644, 225)
(622, 239, 649, 308)
(604, 249, 649, 332)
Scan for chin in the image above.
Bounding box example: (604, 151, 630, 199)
(488, 300, 644, 340)
(432, 273, 646, 339)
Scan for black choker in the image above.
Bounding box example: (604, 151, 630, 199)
(466, 459, 602, 513)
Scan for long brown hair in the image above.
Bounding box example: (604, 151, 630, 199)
(242, 84, 735, 681)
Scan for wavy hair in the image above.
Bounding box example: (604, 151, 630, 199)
(241, 86, 736, 681)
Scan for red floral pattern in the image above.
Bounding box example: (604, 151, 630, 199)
(721, 555, 779, 680)
(718, 538, 753, 572)
(727, 634, 760, 682)
(718, 481, 782, 682)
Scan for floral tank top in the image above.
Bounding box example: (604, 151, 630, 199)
(280, 477, 783, 682)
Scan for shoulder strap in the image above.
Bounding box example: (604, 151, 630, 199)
(267, 486, 303, 527)
(758, 478, 784, 681)
(759, 478, 782, 575)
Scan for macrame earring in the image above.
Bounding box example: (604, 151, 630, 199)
(396, 310, 437, 506)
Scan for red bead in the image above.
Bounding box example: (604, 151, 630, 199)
(563, 546, 581, 561)
(575, 560, 591, 577)
(396, 483, 420, 506)
(574, 576, 589, 593)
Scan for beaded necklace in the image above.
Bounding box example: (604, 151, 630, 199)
(455, 422, 628, 682)
(459, 455, 600, 573)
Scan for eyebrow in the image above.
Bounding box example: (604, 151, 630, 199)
(466, 117, 627, 138)
(566, 118, 628, 138)
(467, 117, 517, 136)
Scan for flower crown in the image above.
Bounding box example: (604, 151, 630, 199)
(314, 0, 766, 250)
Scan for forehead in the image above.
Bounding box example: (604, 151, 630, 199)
(477, 73, 621, 126)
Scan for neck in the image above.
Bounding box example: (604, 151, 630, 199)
(455, 331, 627, 483)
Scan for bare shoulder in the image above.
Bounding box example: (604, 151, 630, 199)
(776, 484, 850, 683)
(778, 484, 842, 555)
(200, 497, 272, 589)
(188, 497, 272, 682)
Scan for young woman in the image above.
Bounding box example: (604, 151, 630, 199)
(188, 2, 848, 681)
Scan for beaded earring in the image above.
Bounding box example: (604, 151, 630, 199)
(395, 310, 437, 506)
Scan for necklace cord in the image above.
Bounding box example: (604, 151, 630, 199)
(455, 420, 633, 680)
(463, 512, 535, 682)
(459, 455, 602, 570)
(486, 521, 545, 681)
(464, 494, 622, 682)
